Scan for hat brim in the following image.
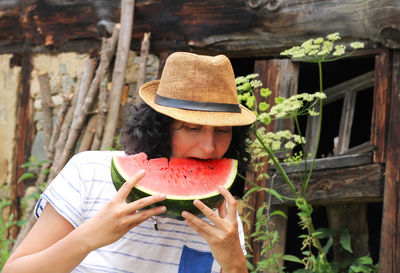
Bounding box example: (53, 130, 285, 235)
(139, 80, 256, 126)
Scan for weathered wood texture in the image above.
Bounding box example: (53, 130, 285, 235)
(10, 54, 35, 238)
(268, 161, 384, 206)
(379, 50, 400, 273)
(244, 59, 299, 267)
(328, 204, 369, 260)
(371, 50, 392, 163)
(0, 0, 399, 56)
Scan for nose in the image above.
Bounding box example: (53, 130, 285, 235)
(198, 128, 216, 155)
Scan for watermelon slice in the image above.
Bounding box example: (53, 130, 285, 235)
(111, 152, 238, 220)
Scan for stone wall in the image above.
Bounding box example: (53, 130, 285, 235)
(0, 51, 159, 189)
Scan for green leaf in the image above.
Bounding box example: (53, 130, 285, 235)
(246, 260, 254, 271)
(270, 210, 287, 219)
(266, 188, 284, 202)
(17, 172, 35, 183)
(340, 229, 353, 253)
(283, 254, 303, 264)
(322, 237, 333, 253)
(242, 186, 260, 199)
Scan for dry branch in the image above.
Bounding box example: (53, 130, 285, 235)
(47, 93, 72, 161)
(91, 72, 109, 150)
(78, 114, 97, 152)
(101, 0, 135, 150)
(72, 59, 97, 124)
(50, 26, 119, 177)
(38, 72, 54, 151)
(48, 92, 77, 182)
(135, 32, 151, 103)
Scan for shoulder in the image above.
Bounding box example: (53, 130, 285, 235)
(70, 150, 126, 163)
(65, 150, 125, 169)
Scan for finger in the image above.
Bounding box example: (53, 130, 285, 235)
(181, 211, 215, 238)
(126, 193, 166, 213)
(115, 169, 146, 202)
(218, 200, 227, 218)
(191, 199, 224, 228)
(218, 186, 237, 220)
(128, 205, 167, 226)
(183, 215, 213, 240)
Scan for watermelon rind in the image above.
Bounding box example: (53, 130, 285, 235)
(110, 155, 238, 220)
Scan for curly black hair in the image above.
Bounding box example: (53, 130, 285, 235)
(120, 103, 251, 197)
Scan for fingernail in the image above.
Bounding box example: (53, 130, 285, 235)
(159, 193, 166, 199)
(160, 206, 166, 212)
(181, 211, 188, 218)
(138, 169, 146, 175)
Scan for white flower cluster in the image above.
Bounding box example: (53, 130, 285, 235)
(266, 92, 326, 120)
(249, 127, 306, 164)
(280, 32, 364, 61)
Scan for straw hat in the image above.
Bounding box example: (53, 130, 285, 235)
(139, 52, 256, 126)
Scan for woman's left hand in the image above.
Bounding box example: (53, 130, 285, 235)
(181, 186, 248, 273)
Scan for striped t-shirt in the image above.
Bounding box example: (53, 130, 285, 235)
(35, 150, 246, 273)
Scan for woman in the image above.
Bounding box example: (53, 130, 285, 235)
(4, 52, 256, 273)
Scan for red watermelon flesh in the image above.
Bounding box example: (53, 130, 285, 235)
(112, 152, 237, 199)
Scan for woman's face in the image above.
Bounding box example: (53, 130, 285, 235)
(170, 121, 232, 160)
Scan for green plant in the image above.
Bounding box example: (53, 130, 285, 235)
(0, 156, 49, 270)
(0, 193, 26, 270)
(238, 33, 378, 272)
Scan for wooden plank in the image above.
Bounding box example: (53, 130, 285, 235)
(371, 50, 392, 163)
(335, 89, 357, 155)
(341, 141, 373, 155)
(269, 163, 384, 205)
(379, 50, 400, 273)
(269, 153, 372, 174)
(0, 1, 400, 56)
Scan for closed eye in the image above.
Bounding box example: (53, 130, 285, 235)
(184, 125, 201, 131)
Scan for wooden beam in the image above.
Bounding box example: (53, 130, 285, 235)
(269, 152, 372, 174)
(269, 163, 384, 205)
(244, 59, 299, 268)
(10, 54, 35, 238)
(0, 1, 399, 56)
(379, 49, 400, 273)
(371, 50, 392, 163)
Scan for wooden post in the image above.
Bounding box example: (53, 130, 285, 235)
(134, 32, 151, 104)
(328, 77, 369, 262)
(101, 0, 135, 149)
(10, 54, 34, 238)
(379, 49, 400, 273)
(371, 49, 392, 163)
(244, 59, 299, 270)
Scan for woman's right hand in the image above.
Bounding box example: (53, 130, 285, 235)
(78, 169, 166, 251)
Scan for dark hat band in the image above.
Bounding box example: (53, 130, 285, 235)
(155, 94, 242, 113)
